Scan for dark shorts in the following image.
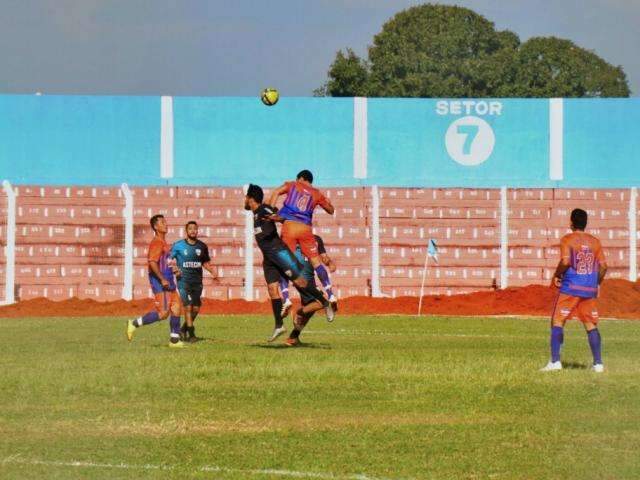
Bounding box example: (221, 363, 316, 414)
(262, 247, 304, 285)
(178, 282, 203, 307)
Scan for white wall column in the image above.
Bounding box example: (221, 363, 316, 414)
(629, 187, 637, 282)
(2, 180, 16, 305)
(121, 183, 134, 300)
(500, 186, 509, 289)
(370, 185, 381, 297)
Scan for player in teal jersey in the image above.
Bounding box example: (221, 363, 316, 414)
(170, 221, 218, 342)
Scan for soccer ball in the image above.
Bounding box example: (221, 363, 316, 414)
(261, 88, 279, 106)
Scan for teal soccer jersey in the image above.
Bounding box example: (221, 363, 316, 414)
(170, 239, 211, 285)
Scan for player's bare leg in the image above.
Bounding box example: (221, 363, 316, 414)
(286, 301, 323, 346)
(291, 275, 334, 322)
(268, 282, 287, 342)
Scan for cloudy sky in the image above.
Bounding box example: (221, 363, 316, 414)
(0, 0, 637, 96)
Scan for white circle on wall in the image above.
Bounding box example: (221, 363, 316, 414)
(445, 116, 495, 166)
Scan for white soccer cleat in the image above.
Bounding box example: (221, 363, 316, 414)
(540, 361, 562, 372)
(325, 302, 336, 323)
(592, 364, 604, 373)
(280, 298, 293, 318)
(328, 294, 338, 311)
(268, 326, 287, 343)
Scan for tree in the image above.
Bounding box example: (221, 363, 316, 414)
(315, 49, 369, 97)
(317, 3, 629, 98)
(511, 37, 629, 97)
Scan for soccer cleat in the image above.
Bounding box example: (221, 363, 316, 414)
(268, 326, 287, 343)
(325, 302, 336, 323)
(328, 294, 338, 312)
(169, 340, 187, 348)
(285, 337, 300, 347)
(280, 298, 293, 318)
(187, 335, 200, 343)
(126, 319, 136, 342)
(540, 361, 562, 372)
(592, 364, 604, 373)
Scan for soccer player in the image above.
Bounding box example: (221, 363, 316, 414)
(244, 183, 335, 341)
(541, 208, 608, 372)
(126, 214, 185, 348)
(284, 235, 335, 346)
(279, 234, 336, 321)
(268, 170, 337, 311)
(170, 221, 217, 342)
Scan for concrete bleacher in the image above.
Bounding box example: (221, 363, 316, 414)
(0, 186, 636, 303)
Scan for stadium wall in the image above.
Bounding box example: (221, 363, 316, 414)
(2, 95, 640, 187)
(1, 95, 639, 304)
(0, 184, 637, 304)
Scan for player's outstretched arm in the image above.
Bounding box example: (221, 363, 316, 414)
(268, 183, 289, 207)
(319, 196, 335, 215)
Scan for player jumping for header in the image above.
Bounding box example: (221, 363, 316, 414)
(284, 234, 336, 346)
(278, 234, 336, 323)
(268, 170, 337, 317)
(171, 221, 218, 342)
(541, 208, 608, 373)
(126, 214, 185, 348)
(244, 184, 335, 342)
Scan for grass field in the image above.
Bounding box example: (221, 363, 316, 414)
(1, 314, 639, 480)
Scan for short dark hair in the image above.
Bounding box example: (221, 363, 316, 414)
(246, 184, 264, 203)
(570, 208, 588, 230)
(297, 170, 313, 183)
(185, 220, 198, 229)
(150, 214, 164, 231)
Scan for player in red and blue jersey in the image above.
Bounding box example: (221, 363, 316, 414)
(268, 170, 337, 315)
(541, 208, 608, 372)
(126, 214, 185, 348)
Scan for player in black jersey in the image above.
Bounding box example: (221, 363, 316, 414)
(244, 184, 335, 340)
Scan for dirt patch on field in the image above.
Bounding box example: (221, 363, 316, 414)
(1, 279, 639, 319)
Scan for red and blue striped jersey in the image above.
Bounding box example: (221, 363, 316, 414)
(278, 181, 331, 226)
(559, 232, 606, 299)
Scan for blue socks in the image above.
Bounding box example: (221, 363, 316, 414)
(135, 311, 160, 327)
(550, 326, 564, 363)
(279, 277, 290, 303)
(314, 264, 333, 298)
(587, 328, 602, 365)
(169, 315, 181, 343)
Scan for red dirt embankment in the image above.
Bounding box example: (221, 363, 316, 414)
(1, 279, 639, 319)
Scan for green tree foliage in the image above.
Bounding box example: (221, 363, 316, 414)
(318, 4, 629, 98)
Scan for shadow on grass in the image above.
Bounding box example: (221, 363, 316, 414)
(247, 342, 332, 350)
(563, 361, 589, 370)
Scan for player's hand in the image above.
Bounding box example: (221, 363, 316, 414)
(161, 278, 170, 290)
(551, 276, 562, 288)
(171, 265, 181, 275)
(328, 263, 337, 273)
(267, 213, 284, 223)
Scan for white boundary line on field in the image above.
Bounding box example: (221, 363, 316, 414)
(1, 456, 404, 480)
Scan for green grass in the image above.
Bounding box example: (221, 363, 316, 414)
(0, 314, 639, 480)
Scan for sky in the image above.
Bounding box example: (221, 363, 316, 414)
(0, 0, 638, 96)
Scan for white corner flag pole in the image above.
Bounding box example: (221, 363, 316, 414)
(417, 250, 430, 316)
